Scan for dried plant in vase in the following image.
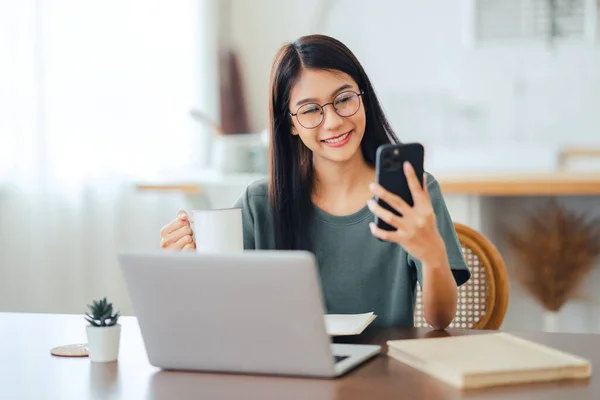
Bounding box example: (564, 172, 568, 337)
(505, 199, 600, 315)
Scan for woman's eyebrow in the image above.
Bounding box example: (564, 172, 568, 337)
(295, 83, 354, 107)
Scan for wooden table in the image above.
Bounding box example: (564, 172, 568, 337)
(1, 312, 598, 399)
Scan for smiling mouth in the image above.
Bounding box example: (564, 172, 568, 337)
(321, 130, 351, 144)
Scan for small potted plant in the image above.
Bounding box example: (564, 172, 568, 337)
(84, 297, 121, 362)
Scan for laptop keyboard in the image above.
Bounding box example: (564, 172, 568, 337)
(334, 355, 350, 363)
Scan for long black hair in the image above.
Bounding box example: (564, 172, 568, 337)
(268, 34, 399, 251)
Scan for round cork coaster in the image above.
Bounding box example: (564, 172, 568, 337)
(50, 343, 89, 357)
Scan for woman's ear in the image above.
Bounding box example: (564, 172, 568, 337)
(291, 126, 299, 136)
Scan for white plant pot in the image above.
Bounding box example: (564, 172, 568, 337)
(543, 311, 560, 333)
(86, 324, 121, 363)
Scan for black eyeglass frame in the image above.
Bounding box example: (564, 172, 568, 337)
(288, 90, 365, 129)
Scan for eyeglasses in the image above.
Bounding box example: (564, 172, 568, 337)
(289, 90, 364, 129)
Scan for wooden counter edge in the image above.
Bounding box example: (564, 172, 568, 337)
(134, 172, 600, 196)
(436, 172, 600, 195)
(136, 184, 203, 195)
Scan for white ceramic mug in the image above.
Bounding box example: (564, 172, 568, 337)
(190, 208, 244, 253)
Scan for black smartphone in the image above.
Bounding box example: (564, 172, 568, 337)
(374, 142, 425, 231)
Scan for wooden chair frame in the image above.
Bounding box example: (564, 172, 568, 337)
(414, 222, 509, 330)
(454, 222, 509, 329)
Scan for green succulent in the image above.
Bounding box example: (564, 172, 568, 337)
(84, 297, 120, 327)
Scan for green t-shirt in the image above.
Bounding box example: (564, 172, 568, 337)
(234, 173, 471, 327)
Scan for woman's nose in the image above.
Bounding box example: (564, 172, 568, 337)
(321, 104, 344, 131)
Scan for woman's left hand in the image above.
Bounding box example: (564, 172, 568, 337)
(367, 162, 446, 265)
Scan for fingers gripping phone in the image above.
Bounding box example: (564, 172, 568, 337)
(374, 142, 425, 231)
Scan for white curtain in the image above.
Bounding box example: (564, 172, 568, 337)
(0, 0, 217, 314)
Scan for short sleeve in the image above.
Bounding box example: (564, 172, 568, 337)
(233, 187, 256, 250)
(408, 173, 471, 288)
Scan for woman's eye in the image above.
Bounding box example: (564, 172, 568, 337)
(301, 106, 319, 115)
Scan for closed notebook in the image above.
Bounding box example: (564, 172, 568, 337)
(387, 332, 591, 389)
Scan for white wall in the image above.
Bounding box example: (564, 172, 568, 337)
(229, 0, 600, 146)
(227, 0, 600, 333)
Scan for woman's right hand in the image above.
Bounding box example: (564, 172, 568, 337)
(160, 210, 195, 251)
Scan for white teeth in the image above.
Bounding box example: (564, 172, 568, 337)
(324, 132, 350, 143)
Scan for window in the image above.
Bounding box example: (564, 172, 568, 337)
(462, 0, 599, 46)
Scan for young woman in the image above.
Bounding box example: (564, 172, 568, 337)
(159, 34, 470, 330)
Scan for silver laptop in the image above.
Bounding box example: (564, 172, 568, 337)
(118, 250, 381, 378)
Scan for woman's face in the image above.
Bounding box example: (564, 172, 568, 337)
(288, 68, 366, 164)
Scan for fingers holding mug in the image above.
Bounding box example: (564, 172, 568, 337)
(182, 242, 196, 251)
(162, 223, 193, 247)
(160, 211, 189, 236)
(164, 232, 194, 251)
(160, 209, 194, 250)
